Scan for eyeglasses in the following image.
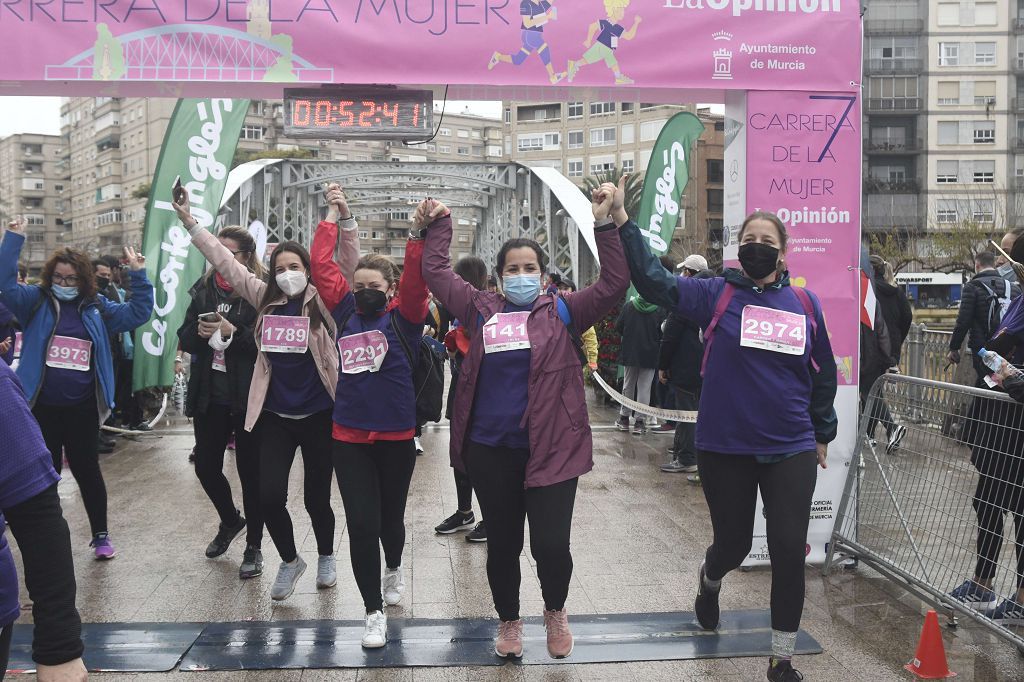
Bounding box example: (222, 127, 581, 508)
(51, 274, 80, 286)
(228, 249, 253, 257)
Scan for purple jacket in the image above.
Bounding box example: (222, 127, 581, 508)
(423, 215, 629, 488)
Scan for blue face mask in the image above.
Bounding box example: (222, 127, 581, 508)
(51, 284, 79, 301)
(503, 274, 541, 306)
(999, 263, 1015, 280)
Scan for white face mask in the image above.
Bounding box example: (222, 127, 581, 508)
(276, 270, 308, 297)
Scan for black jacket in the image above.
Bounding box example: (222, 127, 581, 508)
(874, 281, 913, 363)
(615, 299, 665, 369)
(178, 276, 259, 417)
(658, 271, 714, 390)
(951, 270, 1021, 353)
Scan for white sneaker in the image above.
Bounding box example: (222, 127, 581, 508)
(361, 610, 387, 648)
(316, 554, 337, 589)
(270, 556, 306, 601)
(382, 566, 405, 606)
(414, 437, 424, 455)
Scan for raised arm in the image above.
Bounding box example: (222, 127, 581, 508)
(172, 188, 266, 308)
(100, 246, 154, 334)
(311, 220, 353, 312)
(618, 221, 678, 310)
(0, 220, 46, 322)
(421, 205, 483, 331)
(396, 237, 430, 327)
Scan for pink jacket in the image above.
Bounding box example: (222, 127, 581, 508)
(422, 215, 629, 488)
(189, 226, 360, 431)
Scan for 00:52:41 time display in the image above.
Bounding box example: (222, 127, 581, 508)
(291, 99, 421, 129)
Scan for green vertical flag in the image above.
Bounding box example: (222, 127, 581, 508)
(632, 112, 706, 295)
(133, 98, 250, 392)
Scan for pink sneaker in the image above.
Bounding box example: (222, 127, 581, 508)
(90, 533, 117, 560)
(543, 608, 573, 658)
(495, 619, 524, 658)
(227, 435, 236, 451)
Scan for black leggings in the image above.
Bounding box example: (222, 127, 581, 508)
(33, 401, 107, 537)
(698, 450, 817, 633)
(466, 440, 578, 622)
(258, 410, 335, 563)
(454, 469, 474, 512)
(193, 404, 263, 548)
(0, 623, 11, 681)
(334, 439, 417, 612)
(973, 474, 1024, 586)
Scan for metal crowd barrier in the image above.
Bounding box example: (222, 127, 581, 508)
(826, 373, 1024, 651)
(901, 324, 976, 386)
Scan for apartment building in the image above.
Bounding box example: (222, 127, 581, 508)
(864, 0, 1021, 257)
(0, 133, 66, 274)
(58, 98, 503, 264)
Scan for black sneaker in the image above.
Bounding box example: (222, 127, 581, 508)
(239, 545, 264, 579)
(98, 440, 115, 455)
(767, 658, 804, 681)
(99, 431, 117, 447)
(466, 521, 487, 543)
(188, 447, 196, 464)
(435, 511, 475, 534)
(694, 561, 720, 630)
(206, 512, 246, 558)
(131, 422, 153, 432)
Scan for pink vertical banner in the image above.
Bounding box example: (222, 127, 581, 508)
(745, 90, 861, 385)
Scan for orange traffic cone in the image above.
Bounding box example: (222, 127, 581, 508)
(904, 609, 957, 679)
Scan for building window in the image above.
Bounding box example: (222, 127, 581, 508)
(938, 42, 959, 67)
(568, 130, 584, 149)
(974, 122, 995, 143)
(517, 133, 560, 152)
(487, 145, 503, 157)
(439, 145, 451, 154)
(457, 129, 469, 139)
(589, 102, 615, 116)
(568, 160, 583, 177)
(936, 2, 959, 26)
(240, 126, 264, 140)
(622, 159, 634, 174)
(591, 127, 616, 147)
(504, 108, 511, 124)
(372, 231, 385, 240)
(590, 161, 616, 175)
(973, 80, 996, 105)
(707, 189, 724, 214)
(707, 159, 724, 183)
(457, 146, 470, 155)
(358, 231, 369, 239)
(641, 120, 666, 142)
(936, 160, 959, 183)
(567, 102, 583, 119)
(439, 127, 451, 136)
(621, 103, 634, 114)
(975, 1, 997, 25)
(973, 161, 995, 183)
(973, 200, 995, 223)
(974, 42, 996, 66)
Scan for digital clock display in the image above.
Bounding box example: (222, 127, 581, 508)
(283, 87, 434, 141)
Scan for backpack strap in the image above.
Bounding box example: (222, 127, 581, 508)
(791, 286, 821, 373)
(389, 312, 415, 368)
(700, 283, 735, 376)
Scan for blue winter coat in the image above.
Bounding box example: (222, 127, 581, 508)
(0, 232, 154, 422)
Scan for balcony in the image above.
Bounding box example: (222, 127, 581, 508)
(864, 19, 924, 35)
(1015, 177, 1024, 190)
(865, 137, 923, 153)
(1013, 137, 1024, 149)
(864, 58, 923, 74)
(864, 177, 919, 194)
(1016, 17, 1024, 32)
(1015, 56, 1024, 72)
(866, 98, 921, 113)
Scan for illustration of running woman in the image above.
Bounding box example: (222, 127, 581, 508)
(488, 0, 566, 85)
(567, 0, 642, 85)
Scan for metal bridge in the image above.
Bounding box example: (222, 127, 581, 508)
(218, 160, 600, 285)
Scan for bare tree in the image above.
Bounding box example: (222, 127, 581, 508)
(926, 186, 1009, 274)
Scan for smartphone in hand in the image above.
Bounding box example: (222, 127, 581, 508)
(199, 312, 221, 323)
(173, 176, 185, 204)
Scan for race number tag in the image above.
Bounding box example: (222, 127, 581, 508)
(260, 315, 310, 354)
(212, 349, 227, 372)
(483, 312, 531, 354)
(13, 331, 22, 359)
(46, 335, 92, 371)
(739, 306, 806, 356)
(338, 330, 389, 374)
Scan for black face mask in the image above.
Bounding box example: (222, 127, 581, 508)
(96, 277, 110, 292)
(738, 242, 780, 281)
(354, 288, 388, 316)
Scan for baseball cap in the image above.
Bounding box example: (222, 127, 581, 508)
(678, 254, 709, 272)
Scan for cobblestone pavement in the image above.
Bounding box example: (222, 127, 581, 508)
(9, 399, 1024, 681)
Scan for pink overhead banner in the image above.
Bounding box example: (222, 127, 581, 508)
(0, 0, 860, 96)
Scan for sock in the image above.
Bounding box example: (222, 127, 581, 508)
(701, 564, 722, 591)
(771, 629, 797, 662)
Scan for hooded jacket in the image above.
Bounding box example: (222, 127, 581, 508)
(615, 298, 665, 368)
(874, 280, 913, 363)
(659, 270, 715, 390)
(620, 222, 838, 455)
(950, 269, 1022, 354)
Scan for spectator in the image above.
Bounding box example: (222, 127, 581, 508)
(870, 256, 913, 364)
(996, 227, 1024, 282)
(614, 294, 665, 435)
(0, 353, 87, 681)
(658, 255, 711, 473)
(860, 283, 901, 453)
(650, 256, 680, 435)
(949, 251, 1021, 385)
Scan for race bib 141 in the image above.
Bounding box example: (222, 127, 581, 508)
(483, 312, 531, 354)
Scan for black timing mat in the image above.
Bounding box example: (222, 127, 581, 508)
(6, 622, 206, 673)
(178, 610, 822, 670)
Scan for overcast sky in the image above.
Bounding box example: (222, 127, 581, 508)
(0, 97, 503, 138)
